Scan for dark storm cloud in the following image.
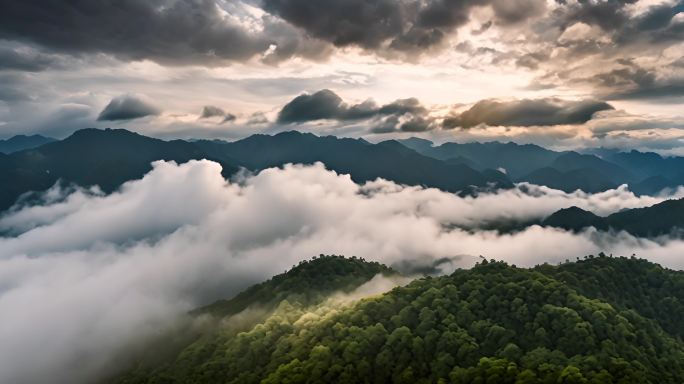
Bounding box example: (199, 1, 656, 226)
(97, 95, 161, 121)
(592, 64, 656, 90)
(0, 0, 324, 65)
(551, 0, 684, 48)
(519, 1, 684, 102)
(276, 89, 430, 127)
(588, 60, 684, 100)
(515, 52, 549, 70)
(222, 114, 237, 123)
(490, 0, 547, 25)
(614, 1, 684, 45)
(0, 46, 59, 72)
(262, 0, 408, 50)
(443, 98, 614, 129)
(369, 114, 436, 133)
(398, 116, 434, 132)
(277, 89, 345, 123)
(610, 81, 684, 100)
(262, 0, 546, 54)
(199, 106, 237, 123)
(555, 0, 637, 31)
(200, 106, 227, 119)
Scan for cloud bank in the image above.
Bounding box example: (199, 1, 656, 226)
(0, 0, 329, 66)
(2, 160, 684, 383)
(276, 89, 431, 132)
(278, 89, 433, 132)
(443, 98, 614, 129)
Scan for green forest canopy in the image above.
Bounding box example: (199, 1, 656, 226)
(115, 254, 684, 384)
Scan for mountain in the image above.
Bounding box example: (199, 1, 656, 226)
(112, 255, 399, 381)
(0, 128, 238, 211)
(197, 255, 395, 319)
(398, 140, 560, 179)
(550, 152, 633, 184)
(3, 129, 683, 214)
(443, 155, 483, 170)
(398, 139, 684, 195)
(396, 137, 434, 153)
(543, 198, 684, 237)
(631, 175, 681, 196)
(114, 256, 684, 384)
(0, 134, 55, 154)
(397, 139, 645, 193)
(542, 206, 607, 231)
(607, 151, 684, 181)
(194, 131, 513, 194)
(521, 167, 619, 193)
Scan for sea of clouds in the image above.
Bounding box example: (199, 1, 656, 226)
(2, 160, 684, 383)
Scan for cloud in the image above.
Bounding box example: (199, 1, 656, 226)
(277, 89, 345, 123)
(3, 160, 684, 383)
(222, 113, 238, 123)
(276, 89, 432, 131)
(198, 105, 237, 123)
(0, 45, 60, 72)
(97, 95, 161, 121)
(0, 0, 329, 66)
(443, 98, 614, 129)
(262, 0, 423, 51)
(200, 105, 226, 119)
(0, 0, 562, 66)
(556, 0, 636, 32)
(584, 59, 684, 100)
(614, 1, 684, 46)
(262, 0, 546, 56)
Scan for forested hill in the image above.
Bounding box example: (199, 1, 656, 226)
(542, 198, 684, 237)
(196, 255, 395, 318)
(115, 255, 684, 384)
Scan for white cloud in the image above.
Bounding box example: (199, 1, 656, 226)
(2, 160, 684, 383)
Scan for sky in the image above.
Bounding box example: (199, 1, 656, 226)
(0, 0, 683, 152)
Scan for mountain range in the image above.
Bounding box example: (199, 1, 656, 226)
(399, 137, 684, 195)
(0, 129, 511, 212)
(111, 255, 684, 384)
(1, 128, 684, 214)
(542, 198, 684, 237)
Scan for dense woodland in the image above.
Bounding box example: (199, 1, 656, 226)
(114, 255, 684, 384)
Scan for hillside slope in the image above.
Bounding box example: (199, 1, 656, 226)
(543, 198, 684, 237)
(115, 256, 684, 384)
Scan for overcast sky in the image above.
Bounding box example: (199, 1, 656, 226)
(0, 0, 683, 152)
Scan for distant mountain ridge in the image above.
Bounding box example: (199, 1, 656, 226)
(543, 198, 684, 237)
(3, 129, 684, 213)
(193, 131, 512, 195)
(0, 134, 55, 154)
(398, 137, 684, 194)
(0, 128, 237, 212)
(0, 129, 512, 212)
